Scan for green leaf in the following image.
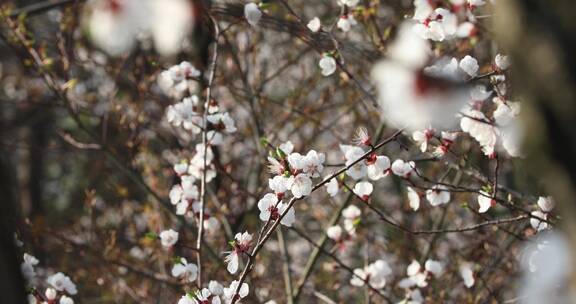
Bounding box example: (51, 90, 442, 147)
(145, 232, 158, 240)
(260, 137, 269, 146)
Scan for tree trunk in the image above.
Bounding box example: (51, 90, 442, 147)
(0, 127, 27, 303)
(495, 0, 576, 298)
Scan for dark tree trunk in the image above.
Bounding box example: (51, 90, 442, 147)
(0, 126, 27, 303)
(496, 0, 576, 296)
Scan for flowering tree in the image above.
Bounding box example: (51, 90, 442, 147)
(0, 0, 572, 303)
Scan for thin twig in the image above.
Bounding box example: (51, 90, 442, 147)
(196, 15, 221, 287)
(278, 228, 294, 304)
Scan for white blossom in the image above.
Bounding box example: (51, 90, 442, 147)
(342, 205, 361, 234)
(413, 8, 458, 41)
(325, 178, 339, 197)
(319, 55, 337, 76)
(207, 112, 237, 133)
(326, 225, 343, 241)
(304, 150, 326, 177)
(191, 282, 223, 304)
(367, 155, 391, 180)
(268, 175, 294, 196)
(493, 99, 523, 157)
(460, 108, 497, 157)
(407, 187, 421, 211)
(307, 17, 321, 32)
(45, 288, 57, 300)
(391, 159, 414, 178)
(291, 174, 312, 198)
(426, 185, 450, 206)
(460, 263, 475, 288)
(401, 259, 443, 288)
(47, 272, 77, 295)
(412, 129, 434, 152)
(530, 211, 549, 231)
(459, 55, 479, 77)
(343, 205, 361, 219)
(340, 145, 367, 180)
(477, 191, 495, 213)
(159, 229, 179, 248)
(59, 295, 74, 304)
(177, 294, 195, 304)
(225, 232, 252, 274)
(174, 162, 188, 175)
(537, 196, 555, 213)
(337, 14, 357, 32)
(353, 181, 373, 201)
(223, 280, 249, 301)
(257, 193, 295, 226)
(350, 260, 392, 289)
(21, 253, 39, 281)
(244, 3, 262, 26)
(279, 141, 294, 154)
(495, 54, 511, 70)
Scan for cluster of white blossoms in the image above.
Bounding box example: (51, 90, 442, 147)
(168, 153, 220, 229)
(424, 55, 480, 79)
(530, 196, 555, 232)
(177, 280, 249, 304)
(160, 62, 237, 144)
(160, 230, 251, 303)
(374, 18, 519, 158)
(350, 259, 392, 289)
(460, 96, 522, 158)
(168, 146, 220, 232)
(21, 253, 77, 304)
(158, 60, 239, 248)
(257, 141, 326, 227)
(158, 61, 201, 100)
(20, 253, 78, 304)
(403, 184, 452, 211)
(30, 289, 74, 304)
(338, 128, 396, 182)
(412, 0, 485, 42)
(325, 205, 362, 250)
(342, 205, 361, 235)
(398, 259, 443, 302)
(171, 258, 198, 283)
(411, 129, 458, 156)
(21, 253, 39, 281)
(166, 100, 236, 143)
(86, 0, 194, 57)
